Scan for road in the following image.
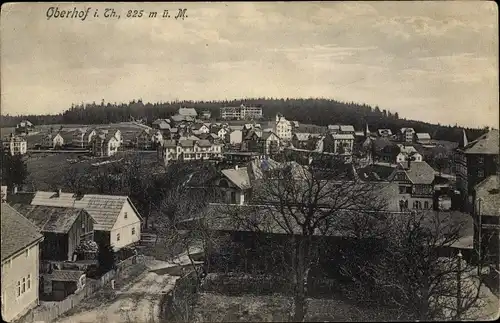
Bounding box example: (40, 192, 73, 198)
(54, 255, 199, 323)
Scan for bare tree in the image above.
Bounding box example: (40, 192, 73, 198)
(214, 156, 388, 322)
(340, 210, 489, 321)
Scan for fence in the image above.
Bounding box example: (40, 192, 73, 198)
(15, 256, 144, 323)
(162, 271, 199, 322)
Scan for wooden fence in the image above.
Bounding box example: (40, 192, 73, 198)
(15, 255, 143, 323)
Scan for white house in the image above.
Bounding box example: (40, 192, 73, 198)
(274, 114, 292, 141)
(2, 135, 27, 155)
(217, 127, 229, 140)
(1, 204, 44, 322)
(400, 128, 415, 143)
(42, 133, 64, 149)
(30, 191, 142, 251)
(157, 139, 223, 164)
(91, 133, 119, 157)
(72, 128, 96, 148)
(260, 131, 281, 155)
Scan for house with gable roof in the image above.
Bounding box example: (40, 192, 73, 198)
(10, 204, 96, 262)
(1, 204, 44, 322)
(29, 191, 142, 250)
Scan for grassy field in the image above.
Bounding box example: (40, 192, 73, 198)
(193, 293, 395, 322)
(24, 150, 160, 191)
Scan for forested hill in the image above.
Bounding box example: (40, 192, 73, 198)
(1, 98, 487, 142)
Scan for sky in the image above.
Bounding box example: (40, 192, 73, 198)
(1, 1, 498, 128)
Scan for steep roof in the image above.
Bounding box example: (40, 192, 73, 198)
(392, 161, 436, 184)
(197, 139, 212, 147)
(1, 204, 43, 261)
(261, 131, 279, 141)
(332, 134, 355, 140)
(475, 175, 500, 217)
(30, 191, 141, 231)
(11, 204, 94, 233)
(328, 125, 340, 131)
(462, 129, 499, 155)
(221, 167, 252, 190)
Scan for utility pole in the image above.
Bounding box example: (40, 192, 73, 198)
(456, 250, 463, 320)
(477, 197, 483, 276)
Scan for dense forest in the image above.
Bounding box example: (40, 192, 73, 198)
(0, 98, 488, 142)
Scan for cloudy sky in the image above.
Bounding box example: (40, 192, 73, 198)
(1, 1, 498, 128)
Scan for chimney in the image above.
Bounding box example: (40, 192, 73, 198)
(13, 186, 18, 194)
(56, 188, 62, 197)
(235, 165, 239, 170)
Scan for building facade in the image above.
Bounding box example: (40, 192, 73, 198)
(2, 135, 27, 155)
(220, 105, 263, 120)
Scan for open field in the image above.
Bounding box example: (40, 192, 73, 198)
(193, 293, 395, 322)
(24, 150, 160, 191)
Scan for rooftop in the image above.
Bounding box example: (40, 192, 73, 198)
(462, 129, 499, 155)
(47, 270, 85, 282)
(475, 175, 500, 217)
(1, 204, 43, 261)
(10, 204, 93, 233)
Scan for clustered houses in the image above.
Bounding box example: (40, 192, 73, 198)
(15, 120, 34, 135)
(72, 128, 97, 149)
(91, 129, 122, 157)
(220, 104, 263, 120)
(42, 132, 64, 149)
(2, 134, 28, 155)
(135, 129, 163, 150)
(1, 188, 143, 319)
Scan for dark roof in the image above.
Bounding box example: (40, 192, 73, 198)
(10, 204, 93, 233)
(356, 165, 395, 181)
(462, 129, 499, 155)
(221, 167, 252, 190)
(261, 132, 278, 141)
(197, 139, 212, 147)
(1, 204, 43, 261)
(163, 139, 177, 148)
(391, 161, 436, 184)
(475, 175, 500, 217)
(179, 140, 194, 147)
(47, 270, 85, 282)
(373, 137, 394, 151)
(6, 192, 35, 205)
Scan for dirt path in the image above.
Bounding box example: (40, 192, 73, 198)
(54, 259, 184, 323)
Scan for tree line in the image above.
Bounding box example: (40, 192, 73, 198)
(0, 98, 487, 143)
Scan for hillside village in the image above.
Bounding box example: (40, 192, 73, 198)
(1, 102, 499, 323)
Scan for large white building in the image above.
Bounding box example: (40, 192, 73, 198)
(157, 139, 223, 164)
(2, 135, 27, 155)
(220, 104, 263, 120)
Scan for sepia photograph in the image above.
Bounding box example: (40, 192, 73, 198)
(0, 1, 499, 322)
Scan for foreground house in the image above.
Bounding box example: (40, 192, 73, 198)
(1, 204, 44, 322)
(10, 204, 96, 262)
(2, 134, 27, 155)
(29, 191, 142, 250)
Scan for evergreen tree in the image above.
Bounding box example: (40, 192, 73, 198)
(0, 151, 28, 189)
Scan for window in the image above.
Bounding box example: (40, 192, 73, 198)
(27, 275, 31, 290)
(478, 169, 484, 178)
(117, 233, 120, 241)
(424, 201, 429, 209)
(478, 156, 484, 164)
(399, 186, 406, 194)
(17, 281, 21, 297)
(132, 227, 136, 235)
(124, 212, 128, 219)
(22, 278, 26, 293)
(25, 249, 29, 258)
